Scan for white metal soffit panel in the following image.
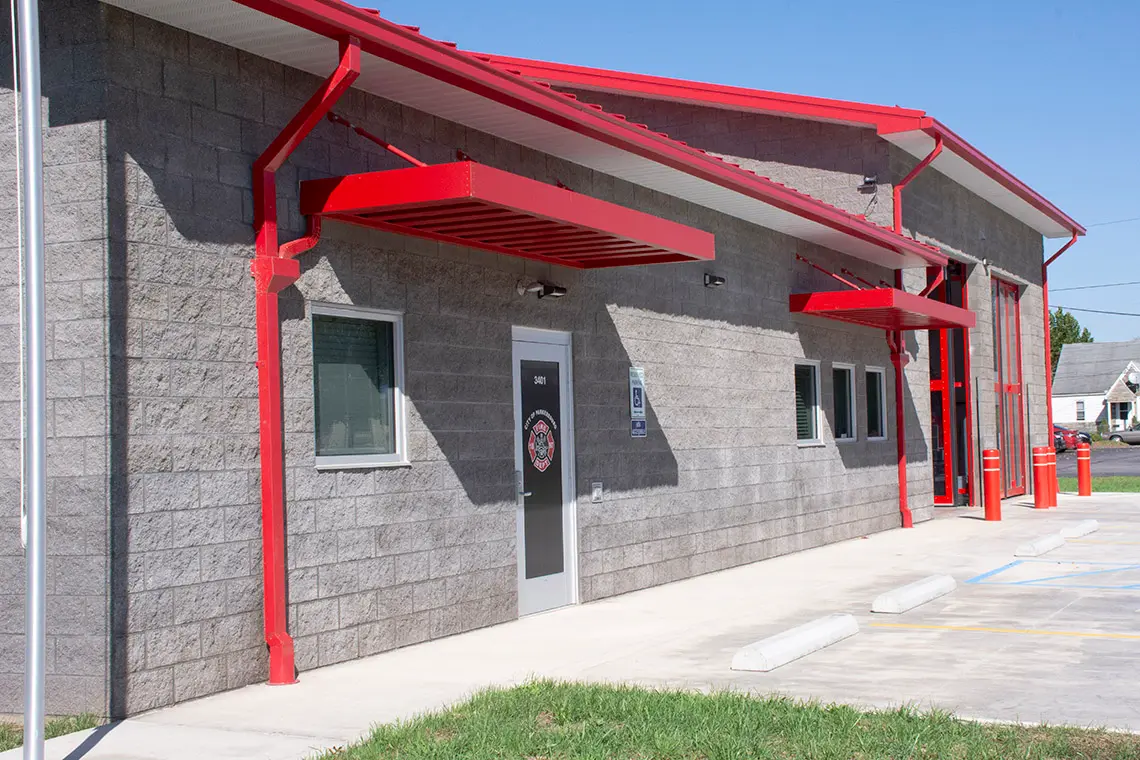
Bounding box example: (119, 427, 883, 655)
(883, 131, 1070, 239)
(102, 0, 929, 267)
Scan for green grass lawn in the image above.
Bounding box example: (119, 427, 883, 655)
(315, 681, 1140, 760)
(0, 714, 101, 752)
(1058, 476, 1140, 493)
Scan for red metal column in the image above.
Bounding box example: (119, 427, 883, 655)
(252, 37, 360, 686)
(1077, 442, 1092, 496)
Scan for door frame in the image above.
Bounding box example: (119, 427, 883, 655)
(991, 277, 1026, 497)
(511, 325, 579, 615)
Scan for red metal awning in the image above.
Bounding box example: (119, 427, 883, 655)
(789, 288, 975, 331)
(298, 162, 715, 268)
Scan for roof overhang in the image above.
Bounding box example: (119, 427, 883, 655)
(790, 288, 976, 331)
(101, 0, 944, 269)
(480, 54, 1085, 240)
(299, 162, 716, 268)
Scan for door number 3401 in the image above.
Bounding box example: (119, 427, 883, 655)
(533, 375, 547, 385)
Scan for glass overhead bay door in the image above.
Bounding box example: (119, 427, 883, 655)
(991, 278, 1025, 497)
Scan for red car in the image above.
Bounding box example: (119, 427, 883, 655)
(1053, 425, 1078, 451)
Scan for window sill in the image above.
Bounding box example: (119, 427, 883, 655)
(797, 440, 825, 448)
(314, 458, 412, 471)
(867, 436, 888, 442)
(835, 437, 857, 445)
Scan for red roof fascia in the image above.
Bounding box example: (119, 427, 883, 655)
(233, 0, 946, 266)
(478, 53, 932, 133)
(481, 53, 1084, 238)
(903, 120, 1086, 236)
(790, 288, 976, 332)
(298, 162, 716, 268)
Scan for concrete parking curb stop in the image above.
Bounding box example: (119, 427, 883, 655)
(1059, 520, 1099, 538)
(731, 613, 859, 672)
(871, 575, 956, 614)
(1014, 533, 1066, 557)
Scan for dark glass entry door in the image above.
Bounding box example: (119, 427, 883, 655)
(992, 278, 1025, 497)
(929, 264, 973, 506)
(512, 329, 575, 615)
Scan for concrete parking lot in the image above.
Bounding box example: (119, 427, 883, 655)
(1058, 445, 1140, 477)
(11, 492, 1140, 759)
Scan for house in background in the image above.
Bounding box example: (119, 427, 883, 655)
(1052, 341, 1140, 432)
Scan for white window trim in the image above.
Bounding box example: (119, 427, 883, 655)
(310, 302, 409, 470)
(866, 366, 888, 442)
(1076, 400, 1085, 422)
(795, 359, 823, 447)
(832, 362, 857, 443)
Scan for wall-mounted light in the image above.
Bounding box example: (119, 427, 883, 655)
(858, 175, 878, 193)
(704, 273, 726, 288)
(517, 280, 568, 299)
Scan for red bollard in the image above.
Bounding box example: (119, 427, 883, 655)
(1077, 442, 1092, 496)
(1031, 446, 1051, 509)
(1047, 450, 1058, 507)
(982, 449, 1001, 521)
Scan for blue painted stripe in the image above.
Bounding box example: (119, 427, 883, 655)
(965, 560, 1022, 584)
(1010, 564, 1140, 586)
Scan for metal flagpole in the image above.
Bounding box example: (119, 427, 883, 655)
(15, 0, 46, 757)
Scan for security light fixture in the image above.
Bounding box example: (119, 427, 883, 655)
(516, 279, 567, 299)
(704, 273, 726, 288)
(858, 175, 878, 193)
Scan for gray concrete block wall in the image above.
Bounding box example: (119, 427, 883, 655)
(0, 0, 112, 717)
(894, 147, 1047, 500)
(560, 90, 894, 229)
(28, 5, 926, 715)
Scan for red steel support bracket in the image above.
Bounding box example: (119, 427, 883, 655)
(893, 134, 944, 235)
(1042, 230, 1079, 438)
(252, 36, 360, 686)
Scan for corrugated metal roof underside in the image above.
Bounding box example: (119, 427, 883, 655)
(298, 162, 715, 268)
(789, 288, 976, 331)
(101, 0, 936, 269)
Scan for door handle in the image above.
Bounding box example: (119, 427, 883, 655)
(516, 471, 532, 498)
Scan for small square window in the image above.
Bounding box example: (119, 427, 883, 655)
(795, 361, 821, 445)
(311, 304, 407, 469)
(833, 364, 856, 442)
(1076, 400, 1085, 421)
(866, 368, 887, 440)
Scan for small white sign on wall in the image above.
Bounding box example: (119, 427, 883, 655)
(629, 367, 646, 420)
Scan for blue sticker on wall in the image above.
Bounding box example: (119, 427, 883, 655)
(631, 419, 647, 438)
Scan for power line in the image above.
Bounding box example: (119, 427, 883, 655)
(1052, 280, 1140, 293)
(1053, 305, 1140, 317)
(1087, 216, 1140, 228)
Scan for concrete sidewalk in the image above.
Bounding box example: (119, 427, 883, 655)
(9, 492, 1140, 759)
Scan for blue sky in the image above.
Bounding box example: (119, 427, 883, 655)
(369, 1, 1139, 340)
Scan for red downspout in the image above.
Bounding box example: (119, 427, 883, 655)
(890, 272, 913, 528)
(893, 134, 944, 234)
(1043, 231, 1079, 438)
(251, 37, 360, 686)
(885, 137, 943, 528)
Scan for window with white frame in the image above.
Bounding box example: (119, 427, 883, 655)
(866, 367, 887, 440)
(311, 303, 407, 468)
(794, 361, 821, 444)
(832, 364, 856, 441)
(1076, 400, 1085, 421)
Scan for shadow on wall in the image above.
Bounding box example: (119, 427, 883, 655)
(25, 1, 926, 714)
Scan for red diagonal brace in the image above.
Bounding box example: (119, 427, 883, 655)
(252, 36, 360, 687)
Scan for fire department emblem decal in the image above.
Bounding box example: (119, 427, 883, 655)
(527, 419, 555, 472)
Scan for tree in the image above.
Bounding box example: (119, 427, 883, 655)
(1050, 307, 1093, 375)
